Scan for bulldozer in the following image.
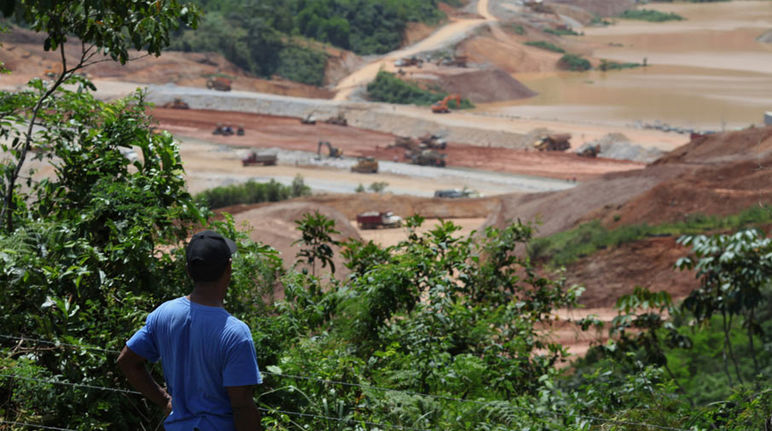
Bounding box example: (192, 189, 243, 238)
(409, 149, 446, 167)
(206, 76, 232, 91)
(534, 134, 571, 151)
(351, 157, 378, 173)
(431, 94, 461, 114)
(317, 141, 343, 158)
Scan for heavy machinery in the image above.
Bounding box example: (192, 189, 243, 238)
(394, 57, 423, 68)
(213, 124, 235, 136)
(324, 113, 348, 126)
(418, 133, 447, 149)
(206, 76, 232, 91)
(576, 144, 600, 158)
(409, 149, 446, 167)
(162, 98, 189, 109)
(317, 141, 343, 158)
(356, 211, 403, 229)
(534, 134, 571, 151)
(236, 125, 245, 136)
(351, 157, 378, 173)
(431, 94, 461, 114)
(242, 151, 277, 166)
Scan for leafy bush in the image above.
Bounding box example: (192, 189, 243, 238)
(619, 9, 685, 22)
(194, 177, 310, 209)
(275, 45, 328, 86)
(599, 58, 642, 70)
(524, 40, 565, 53)
(366, 71, 474, 108)
(544, 27, 582, 36)
(557, 53, 591, 71)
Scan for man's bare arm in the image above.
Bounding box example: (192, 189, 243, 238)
(226, 385, 261, 431)
(117, 346, 172, 415)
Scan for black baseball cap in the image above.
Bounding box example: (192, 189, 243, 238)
(185, 230, 237, 282)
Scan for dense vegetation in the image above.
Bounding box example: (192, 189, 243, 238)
(599, 58, 643, 71)
(558, 53, 592, 71)
(168, 0, 448, 85)
(366, 71, 474, 108)
(1, 3, 770, 430)
(524, 40, 565, 53)
(619, 9, 685, 22)
(194, 176, 311, 209)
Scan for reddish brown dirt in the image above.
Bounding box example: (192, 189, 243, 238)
(564, 236, 698, 308)
(151, 107, 643, 181)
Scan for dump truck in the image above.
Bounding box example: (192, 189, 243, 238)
(242, 151, 277, 166)
(431, 94, 461, 114)
(351, 157, 378, 173)
(206, 76, 232, 91)
(534, 134, 571, 151)
(409, 149, 446, 167)
(317, 141, 343, 158)
(356, 211, 403, 229)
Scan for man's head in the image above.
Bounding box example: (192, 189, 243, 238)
(185, 230, 237, 283)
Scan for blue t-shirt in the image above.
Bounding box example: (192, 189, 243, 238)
(127, 297, 262, 431)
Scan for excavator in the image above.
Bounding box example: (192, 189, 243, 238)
(317, 141, 343, 158)
(431, 94, 461, 114)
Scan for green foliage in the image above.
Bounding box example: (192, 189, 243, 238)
(544, 27, 582, 36)
(355, 183, 365, 193)
(619, 9, 685, 22)
(557, 53, 592, 71)
(293, 211, 341, 276)
(168, 0, 449, 85)
(368, 181, 389, 193)
(599, 58, 642, 71)
(366, 71, 474, 108)
(194, 178, 310, 209)
(275, 44, 328, 86)
(529, 205, 772, 267)
(524, 40, 565, 53)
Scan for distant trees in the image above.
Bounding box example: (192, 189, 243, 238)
(171, 0, 447, 86)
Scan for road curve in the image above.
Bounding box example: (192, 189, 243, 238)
(333, 2, 498, 101)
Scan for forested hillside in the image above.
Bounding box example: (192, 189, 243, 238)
(169, 0, 452, 85)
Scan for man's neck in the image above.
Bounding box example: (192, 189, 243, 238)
(188, 287, 224, 307)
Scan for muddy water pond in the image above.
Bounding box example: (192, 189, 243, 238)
(483, 1, 772, 130)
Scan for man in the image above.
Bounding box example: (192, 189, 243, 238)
(118, 230, 262, 431)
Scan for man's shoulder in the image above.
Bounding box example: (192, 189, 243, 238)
(223, 315, 252, 339)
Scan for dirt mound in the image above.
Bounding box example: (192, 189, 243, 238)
(655, 127, 772, 166)
(459, 26, 565, 74)
(565, 236, 697, 308)
(231, 201, 360, 281)
(437, 68, 537, 103)
(546, 0, 635, 18)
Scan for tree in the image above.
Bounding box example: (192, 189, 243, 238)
(0, 0, 200, 231)
(677, 229, 772, 382)
(293, 211, 341, 277)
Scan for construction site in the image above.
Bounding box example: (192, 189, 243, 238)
(1, 0, 771, 355)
